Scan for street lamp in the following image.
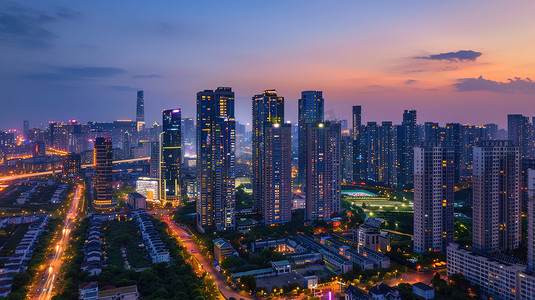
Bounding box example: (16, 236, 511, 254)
(311, 284, 317, 297)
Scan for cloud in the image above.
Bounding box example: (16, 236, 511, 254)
(416, 50, 482, 62)
(132, 74, 162, 79)
(405, 79, 418, 85)
(0, 3, 81, 49)
(25, 66, 126, 80)
(454, 76, 535, 93)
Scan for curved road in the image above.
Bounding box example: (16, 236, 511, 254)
(161, 215, 253, 300)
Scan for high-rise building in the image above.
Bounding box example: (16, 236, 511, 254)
(262, 123, 292, 225)
(252, 90, 284, 212)
(413, 142, 455, 253)
(63, 152, 81, 178)
(508, 114, 532, 159)
(424, 122, 440, 143)
(378, 121, 396, 186)
(136, 91, 145, 132)
(352, 106, 362, 182)
(197, 87, 236, 231)
(160, 109, 181, 206)
(306, 122, 341, 221)
(23, 120, 29, 139)
(150, 141, 159, 178)
(397, 110, 417, 187)
(93, 137, 113, 208)
(341, 133, 354, 182)
(528, 169, 535, 272)
(444, 123, 462, 183)
(364, 122, 379, 182)
(297, 91, 324, 189)
(472, 140, 520, 253)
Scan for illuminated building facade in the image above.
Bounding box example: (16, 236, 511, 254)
(472, 140, 520, 253)
(352, 106, 362, 182)
(297, 91, 324, 189)
(196, 87, 235, 231)
(413, 142, 455, 253)
(262, 123, 292, 225)
(252, 90, 284, 213)
(160, 109, 181, 206)
(136, 90, 145, 132)
(306, 122, 341, 221)
(63, 152, 81, 178)
(93, 137, 113, 208)
(136, 177, 159, 201)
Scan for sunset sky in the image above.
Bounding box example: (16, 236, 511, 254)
(1, 0, 535, 129)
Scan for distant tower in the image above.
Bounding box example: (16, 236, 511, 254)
(397, 110, 417, 187)
(527, 169, 535, 272)
(262, 123, 292, 225)
(413, 142, 455, 253)
(160, 109, 181, 206)
(444, 123, 462, 183)
(298, 91, 324, 189)
(23, 120, 29, 139)
(352, 106, 362, 182)
(136, 91, 145, 132)
(252, 90, 284, 213)
(306, 122, 341, 221)
(93, 137, 113, 208)
(508, 114, 531, 159)
(196, 88, 236, 231)
(472, 140, 520, 253)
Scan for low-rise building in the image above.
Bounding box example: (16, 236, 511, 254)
(412, 282, 434, 300)
(128, 192, 147, 209)
(214, 238, 236, 264)
(369, 283, 401, 300)
(345, 284, 370, 300)
(271, 260, 291, 274)
(447, 243, 524, 300)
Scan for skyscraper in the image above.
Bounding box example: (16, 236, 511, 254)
(262, 123, 292, 225)
(306, 122, 341, 221)
(136, 90, 145, 132)
(252, 90, 284, 212)
(298, 91, 324, 189)
(160, 109, 181, 206)
(93, 137, 113, 208)
(508, 114, 532, 159)
(424, 122, 440, 143)
(341, 133, 354, 182)
(352, 106, 362, 182)
(197, 87, 236, 231)
(528, 169, 535, 272)
(397, 110, 417, 187)
(364, 122, 379, 182)
(413, 142, 455, 253)
(472, 141, 520, 253)
(378, 121, 396, 185)
(150, 141, 159, 178)
(445, 123, 462, 183)
(23, 120, 29, 139)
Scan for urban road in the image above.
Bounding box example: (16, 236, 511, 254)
(0, 157, 150, 182)
(160, 214, 253, 300)
(30, 184, 82, 300)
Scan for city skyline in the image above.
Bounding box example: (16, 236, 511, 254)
(2, 1, 535, 129)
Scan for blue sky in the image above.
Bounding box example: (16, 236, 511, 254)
(1, 0, 535, 129)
